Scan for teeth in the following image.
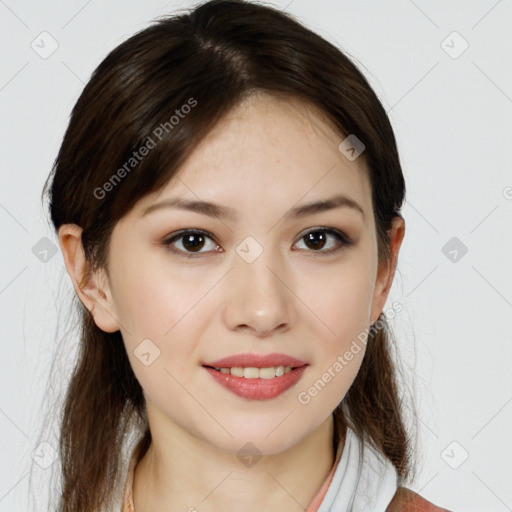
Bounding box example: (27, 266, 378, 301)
(213, 366, 294, 378)
(259, 367, 277, 379)
(243, 367, 260, 378)
(231, 367, 244, 377)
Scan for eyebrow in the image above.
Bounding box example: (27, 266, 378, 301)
(140, 193, 365, 221)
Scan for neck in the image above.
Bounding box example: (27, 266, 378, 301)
(132, 414, 340, 512)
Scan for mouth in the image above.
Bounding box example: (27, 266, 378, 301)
(203, 364, 308, 400)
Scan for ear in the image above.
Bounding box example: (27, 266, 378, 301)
(58, 224, 120, 333)
(369, 215, 405, 325)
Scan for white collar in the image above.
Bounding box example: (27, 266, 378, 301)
(318, 426, 398, 512)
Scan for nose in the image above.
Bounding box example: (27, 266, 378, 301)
(221, 247, 296, 338)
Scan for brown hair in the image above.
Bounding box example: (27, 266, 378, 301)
(41, 1, 414, 510)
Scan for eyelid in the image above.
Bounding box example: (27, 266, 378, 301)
(295, 226, 352, 245)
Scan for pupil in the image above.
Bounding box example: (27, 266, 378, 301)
(184, 234, 204, 252)
(306, 231, 326, 250)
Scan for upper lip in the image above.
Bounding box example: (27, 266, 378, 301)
(203, 353, 308, 368)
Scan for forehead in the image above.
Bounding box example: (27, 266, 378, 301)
(134, 92, 373, 223)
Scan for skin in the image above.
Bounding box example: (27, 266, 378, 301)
(59, 92, 405, 512)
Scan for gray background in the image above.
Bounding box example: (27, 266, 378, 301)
(1, 0, 511, 510)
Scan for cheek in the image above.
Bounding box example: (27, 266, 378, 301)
(296, 256, 374, 407)
(111, 250, 209, 343)
(300, 255, 375, 343)
(298, 331, 367, 416)
(109, 258, 213, 410)
(112, 251, 223, 367)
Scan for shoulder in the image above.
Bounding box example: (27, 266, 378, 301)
(386, 487, 452, 512)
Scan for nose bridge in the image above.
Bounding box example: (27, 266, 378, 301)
(223, 235, 294, 335)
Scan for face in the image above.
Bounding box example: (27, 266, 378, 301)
(88, 93, 399, 455)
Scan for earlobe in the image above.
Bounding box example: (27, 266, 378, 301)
(369, 215, 405, 325)
(58, 224, 120, 333)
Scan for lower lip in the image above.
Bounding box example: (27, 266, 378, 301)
(203, 366, 308, 400)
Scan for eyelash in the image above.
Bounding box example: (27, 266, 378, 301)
(161, 227, 353, 258)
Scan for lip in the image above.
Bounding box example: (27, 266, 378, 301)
(203, 352, 308, 369)
(204, 365, 308, 400)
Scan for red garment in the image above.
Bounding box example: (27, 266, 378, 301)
(386, 487, 452, 511)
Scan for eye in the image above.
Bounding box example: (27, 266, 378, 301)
(162, 229, 221, 257)
(162, 227, 353, 258)
(294, 227, 353, 255)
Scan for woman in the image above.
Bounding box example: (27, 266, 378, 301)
(43, 0, 451, 510)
